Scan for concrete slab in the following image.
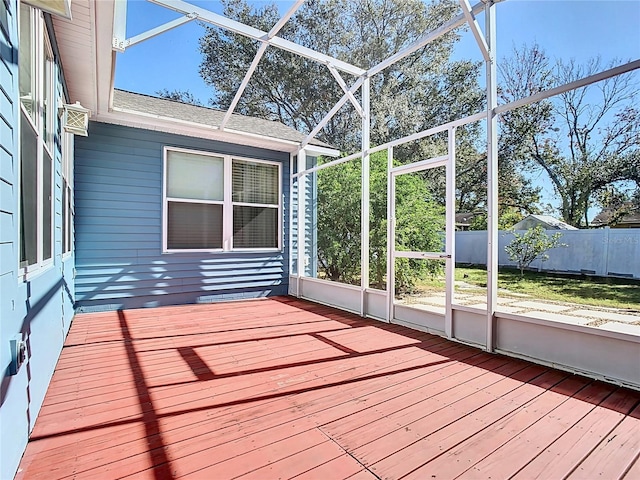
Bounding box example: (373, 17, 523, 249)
(509, 301, 572, 313)
(598, 322, 640, 335)
(525, 311, 593, 326)
(409, 304, 446, 315)
(497, 297, 521, 305)
(464, 295, 491, 303)
(495, 305, 528, 314)
(409, 296, 447, 306)
(571, 309, 640, 323)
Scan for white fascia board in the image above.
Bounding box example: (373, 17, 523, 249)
(149, 0, 365, 77)
(298, 145, 340, 158)
(101, 108, 302, 152)
(94, 0, 116, 114)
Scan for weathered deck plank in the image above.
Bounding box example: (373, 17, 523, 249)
(16, 297, 640, 480)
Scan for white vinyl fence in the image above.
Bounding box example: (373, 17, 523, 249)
(456, 228, 640, 279)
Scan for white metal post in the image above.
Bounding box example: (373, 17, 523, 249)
(297, 149, 307, 297)
(387, 147, 395, 324)
(485, 1, 498, 352)
(445, 127, 456, 339)
(112, 0, 128, 52)
(360, 76, 371, 316)
(289, 153, 295, 281)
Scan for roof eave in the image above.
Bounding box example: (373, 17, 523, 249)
(98, 108, 311, 153)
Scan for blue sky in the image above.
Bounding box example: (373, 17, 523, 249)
(115, 0, 640, 105)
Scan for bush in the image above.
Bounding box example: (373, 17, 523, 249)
(317, 151, 444, 292)
(504, 226, 567, 276)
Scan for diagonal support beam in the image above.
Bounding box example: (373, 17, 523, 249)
(301, 76, 365, 148)
(327, 64, 364, 118)
(125, 14, 198, 49)
(367, 0, 497, 77)
(220, 0, 305, 130)
(149, 0, 365, 76)
(459, 0, 490, 62)
(302, 0, 500, 147)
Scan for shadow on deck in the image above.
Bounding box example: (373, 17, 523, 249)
(16, 296, 640, 479)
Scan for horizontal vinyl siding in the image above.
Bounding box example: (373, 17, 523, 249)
(74, 122, 290, 311)
(1, 7, 76, 478)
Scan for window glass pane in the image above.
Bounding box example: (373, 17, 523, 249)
(66, 185, 73, 253)
(167, 201, 222, 249)
(20, 114, 37, 266)
(0, 1, 9, 39)
(43, 42, 53, 150)
(42, 148, 52, 260)
(18, 5, 34, 120)
(232, 160, 278, 205)
(233, 206, 278, 249)
(62, 179, 68, 254)
(167, 150, 223, 201)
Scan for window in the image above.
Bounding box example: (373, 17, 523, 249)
(163, 147, 281, 252)
(18, 4, 55, 275)
(62, 131, 73, 256)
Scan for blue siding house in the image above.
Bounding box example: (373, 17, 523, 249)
(74, 117, 292, 311)
(0, 3, 334, 478)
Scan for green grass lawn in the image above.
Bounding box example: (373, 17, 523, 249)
(416, 266, 640, 310)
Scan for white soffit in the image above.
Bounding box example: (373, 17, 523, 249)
(51, 0, 115, 114)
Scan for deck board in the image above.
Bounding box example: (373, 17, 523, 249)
(16, 296, 640, 480)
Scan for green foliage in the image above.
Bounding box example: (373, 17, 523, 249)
(504, 226, 567, 276)
(469, 208, 524, 231)
(316, 159, 362, 284)
(316, 152, 444, 292)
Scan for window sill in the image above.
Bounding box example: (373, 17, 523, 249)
(162, 248, 283, 254)
(18, 260, 54, 284)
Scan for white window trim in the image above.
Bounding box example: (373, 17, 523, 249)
(18, 6, 55, 280)
(162, 146, 283, 253)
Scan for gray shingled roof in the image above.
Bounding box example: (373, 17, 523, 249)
(513, 214, 578, 230)
(112, 89, 330, 148)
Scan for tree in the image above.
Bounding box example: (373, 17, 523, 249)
(198, 0, 483, 156)
(469, 207, 524, 231)
(316, 151, 444, 292)
(499, 45, 640, 227)
(197, 0, 550, 229)
(156, 88, 203, 106)
(504, 226, 566, 277)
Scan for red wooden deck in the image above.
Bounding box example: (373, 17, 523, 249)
(16, 296, 640, 480)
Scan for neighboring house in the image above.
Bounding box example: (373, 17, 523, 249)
(512, 214, 578, 231)
(455, 212, 477, 231)
(0, 2, 334, 478)
(591, 208, 640, 228)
